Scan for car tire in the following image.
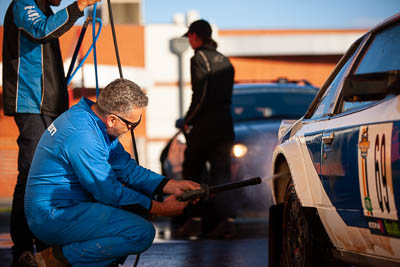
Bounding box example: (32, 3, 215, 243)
(280, 181, 313, 267)
(280, 180, 352, 267)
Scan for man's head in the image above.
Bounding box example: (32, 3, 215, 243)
(183, 19, 212, 50)
(96, 78, 148, 137)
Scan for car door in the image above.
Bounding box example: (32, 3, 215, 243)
(320, 20, 400, 258)
(302, 39, 361, 207)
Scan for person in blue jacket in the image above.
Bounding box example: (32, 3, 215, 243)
(3, 0, 100, 265)
(25, 78, 199, 266)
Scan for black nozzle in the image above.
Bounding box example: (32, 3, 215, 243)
(177, 177, 262, 202)
(209, 177, 261, 194)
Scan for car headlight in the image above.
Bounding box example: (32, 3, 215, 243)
(232, 144, 248, 158)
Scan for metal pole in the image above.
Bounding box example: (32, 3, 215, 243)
(169, 37, 188, 118)
(178, 54, 184, 117)
(106, 0, 123, 79)
(106, 0, 140, 164)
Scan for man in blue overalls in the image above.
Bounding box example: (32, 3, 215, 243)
(25, 78, 199, 266)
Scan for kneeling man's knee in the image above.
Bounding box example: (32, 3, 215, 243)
(142, 222, 156, 248)
(132, 221, 156, 252)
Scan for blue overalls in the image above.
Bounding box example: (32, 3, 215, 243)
(25, 98, 166, 266)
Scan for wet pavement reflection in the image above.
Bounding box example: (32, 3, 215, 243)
(120, 219, 268, 267)
(0, 209, 268, 267)
(124, 239, 268, 267)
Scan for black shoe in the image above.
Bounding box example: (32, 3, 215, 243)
(11, 251, 38, 267)
(171, 217, 202, 240)
(206, 218, 237, 239)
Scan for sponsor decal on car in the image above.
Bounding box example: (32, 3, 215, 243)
(358, 123, 399, 236)
(367, 218, 400, 238)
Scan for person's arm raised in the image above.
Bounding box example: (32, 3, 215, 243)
(76, 0, 102, 12)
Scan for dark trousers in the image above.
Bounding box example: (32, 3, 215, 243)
(182, 137, 234, 232)
(11, 114, 54, 260)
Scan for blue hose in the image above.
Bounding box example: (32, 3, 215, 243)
(67, 5, 102, 100)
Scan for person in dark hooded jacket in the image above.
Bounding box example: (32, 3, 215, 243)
(173, 19, 236, 239)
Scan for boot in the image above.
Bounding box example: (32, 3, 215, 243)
(35, 246, 70, 267)
(11, 251, 38, 267)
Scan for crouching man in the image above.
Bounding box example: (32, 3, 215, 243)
(25, 78, 199, 266)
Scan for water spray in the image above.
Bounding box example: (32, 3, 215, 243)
(260, 172, 288, 183)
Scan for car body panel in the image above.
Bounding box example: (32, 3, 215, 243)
(273, 121, 400, 259)
(272, 120, 331, 207)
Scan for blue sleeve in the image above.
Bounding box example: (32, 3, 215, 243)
(13, 0, 83, 43)
(64, 130, 155, 211)
(110, 142, 166, 197)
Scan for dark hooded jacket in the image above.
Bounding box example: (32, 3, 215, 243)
(184, 40, 235, 145)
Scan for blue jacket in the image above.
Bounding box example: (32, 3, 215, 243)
(2, 0, 83, 116)
(25, 98, 166, 213)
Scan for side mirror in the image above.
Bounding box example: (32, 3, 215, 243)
(342, 70, 400, 102)
(277, 120, 297, 140)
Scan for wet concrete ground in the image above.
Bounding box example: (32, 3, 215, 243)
(0, 207, 268, 267)
(124, 238, 268, 267)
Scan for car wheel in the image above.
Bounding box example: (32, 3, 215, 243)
(280, 181, 312, 267)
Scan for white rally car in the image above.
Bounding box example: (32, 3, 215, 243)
(268, 13, 400, 267)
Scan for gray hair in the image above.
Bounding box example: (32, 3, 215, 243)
(97, 78, 148, 114)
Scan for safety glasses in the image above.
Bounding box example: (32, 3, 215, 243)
(112, 114, 142, 130)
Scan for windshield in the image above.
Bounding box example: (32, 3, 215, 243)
(339, 22, 400, 113)
(355, 21, 400, 75)
(232, 89, 316, 122)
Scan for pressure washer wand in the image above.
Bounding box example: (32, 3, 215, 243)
(177, 177, 262, 202)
